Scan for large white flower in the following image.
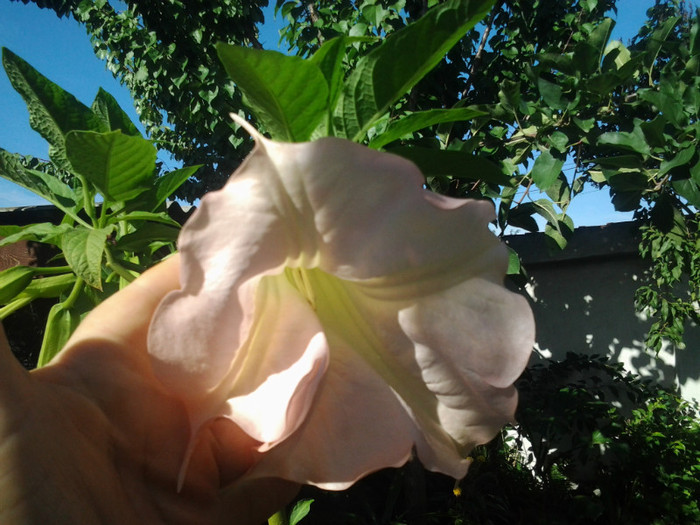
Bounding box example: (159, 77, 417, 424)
(147, 118, 534, 490)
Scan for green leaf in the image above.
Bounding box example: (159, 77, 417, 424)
(369, 107, 486, 149)
(573, 18, 614, 74)
(0, 222, 71, 248)
(535, 209, 573, 251)
(62, 227, 112, 290)
(0, 266, 35, 304)
(387, 146, 511, 185)
(109, 211, 180, 227)
(0, 149, 83, 222)
(639, 88, 685, 129)
(91, 88, 141, 135)
(643, 16, 680, 70)
(672, 179, 700, 207)
(592, 155, 644, 169)
(152, 165, 201, 210)
(115, 223, 180, 252)
(597, 125, 651, 156)
(537, 76, 564, 110)
(335, 0, 496, 141)
(531, 199, 560, 229)
(37, 300, 81, 367)
(640, 115, 668, 148)
(289, 499, 314, 525)
(66, 130, 156, 202)
(216, 44, 328, 142)
(547, 131, 569, 153)
(531, 149, 564, 191)
(658, 147, 696, 177)
(2, 48, 105, 170)
(506, 247, 522, 275)
(18, 273, 76, 300)
(309, 37, 354, 118)
(507, 204, 539, 233)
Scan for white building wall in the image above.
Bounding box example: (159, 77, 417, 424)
(506, 221, 700, 402)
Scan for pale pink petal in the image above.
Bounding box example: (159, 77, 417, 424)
(148, 122, 535, 489)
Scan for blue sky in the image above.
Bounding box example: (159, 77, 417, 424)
(0, 0, 672, 226)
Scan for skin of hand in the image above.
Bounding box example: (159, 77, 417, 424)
(0, 254, 299, 525)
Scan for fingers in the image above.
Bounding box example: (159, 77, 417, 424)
(0, 323, 32, 424)
(218, 477, 301, 525)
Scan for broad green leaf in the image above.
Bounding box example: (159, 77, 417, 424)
(498, 79, 522, 111)
(289, 499, 314, 525)
(639, 88, 685, 129)
(604, 170, 648, 191)
(506, 247, 521, 275)
(531, 199, 560, 229)
(537, 76, 565, 110)
(309, 37, 352, 117)
(611, 189, 643, 211)
(37, 300, 81, 367)
(602, 40, 632, 72)
(507, 204, 540, 233)
(0, 222, 71, 248)
(18, 273, 76, 300)
(115, 223, 180, 252)
(597, 125, 651, 156)
(216, 44, 328, 142)
(66, 130, 156, 202)
(369, 107, 486, 149)
(547, 131, 569, 153)
(109, 211, 180, 227)
(0, 149, 83, 222)
(573, 116, 596, 133)
(672, 179, 700, 207)
(152, 165, 201, 210)
(2, 48, 105, 170)
(544, 173, 571, 209)
(531, 149, 564, 191)
(643, 16, 680, 71)
(592, 155, 643, 169)
(640, 115, 668, 148)
(335, 0, 496, 141)
(0, 266, 35, 304)
(91, 88, 141, 135)
(573, 18, 614, 74)
(387, 146, 511, 185)
(691, 158, 700, 184)
(658, 147, 696, 177)
(62, 227, 112, 290)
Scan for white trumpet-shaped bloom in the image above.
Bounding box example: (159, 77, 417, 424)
(147, 119, 535, 490)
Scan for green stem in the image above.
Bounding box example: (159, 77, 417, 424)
(0, 296, 33, 320)
(63, 277, 84, 309)
(31, 266, 72, 275)
(78, 175, 98, 225)
(105, 248, 137, 284)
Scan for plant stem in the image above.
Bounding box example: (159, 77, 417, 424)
(105, 248, 137, 284)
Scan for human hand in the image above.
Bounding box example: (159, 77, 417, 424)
(0, 255, 299, 525)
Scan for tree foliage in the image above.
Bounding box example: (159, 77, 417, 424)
(275, 0, 700, 351)
(10, 0, 700, 349)
(11, 0, 267, 201)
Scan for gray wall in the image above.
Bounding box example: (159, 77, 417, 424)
(506, 221, 700, 402)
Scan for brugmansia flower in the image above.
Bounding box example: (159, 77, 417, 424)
(147, 117, 535, 490)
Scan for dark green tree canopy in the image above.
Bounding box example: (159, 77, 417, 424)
(12, 0, 268, 201)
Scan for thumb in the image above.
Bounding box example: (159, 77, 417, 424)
(0, 323, 32, 428)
